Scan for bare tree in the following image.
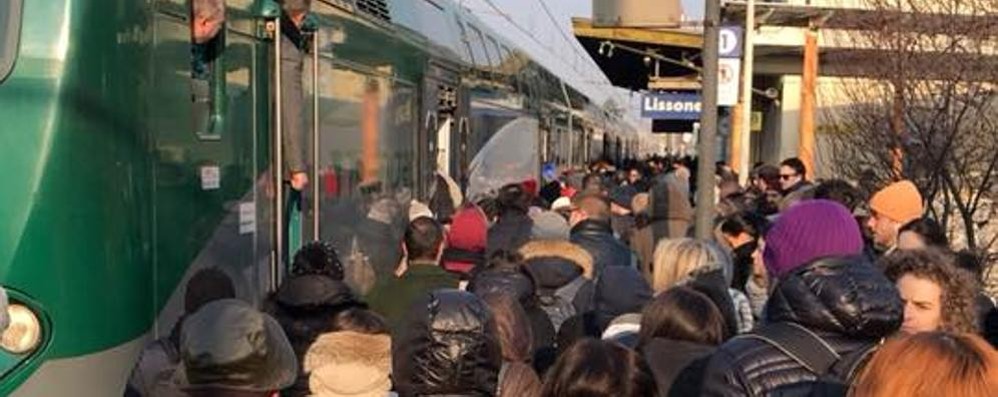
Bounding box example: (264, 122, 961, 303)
(821, 0, 998, 257)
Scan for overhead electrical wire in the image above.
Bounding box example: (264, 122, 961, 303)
(475, 0, 613, 90)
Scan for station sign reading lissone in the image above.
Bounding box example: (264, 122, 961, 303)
(641, 92, 702, 120)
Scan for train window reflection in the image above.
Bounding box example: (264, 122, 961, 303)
(0, 0, 22, 84)
(316, 65, 415, 205)
(466, 25, 492, 68)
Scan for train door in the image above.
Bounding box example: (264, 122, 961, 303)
(418, 61, 460, 199)
(147, 0, 274, 338)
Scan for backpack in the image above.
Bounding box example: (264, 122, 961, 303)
(537, 276, 587, 332)
(737, 322, 879, 397)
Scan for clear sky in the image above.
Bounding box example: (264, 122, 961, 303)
(460, 0, 704, 133)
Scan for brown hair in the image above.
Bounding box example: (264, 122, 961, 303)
(851, 332, 998, 397)
(638, 286, 725, 347)
(482, 293, 534, 363)
(541, 339, 657, 397)
(572, 193, 611, 221)
(331, 308, 388, 335)
(881, 248, 980, 333)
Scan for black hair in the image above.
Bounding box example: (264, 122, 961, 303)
(899, 217, 949, 249)
(638, 286, 725, 347)
(184, 267, 236, 314)
(780, 157, 807, 177)
(813, 179, 864, 212)
(331, 307, 389, 335)
(719, 211, 770, 239)
(405, 216, 444, 260)
(291, 241, 344, 280)
(497, 183, 531, 215)
(541, 339, 657, 397)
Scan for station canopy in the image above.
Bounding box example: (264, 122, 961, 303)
(572, 17, 702, 92)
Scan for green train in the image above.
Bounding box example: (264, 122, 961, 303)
(0, 0, 628, 394)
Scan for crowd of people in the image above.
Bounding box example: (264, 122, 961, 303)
(124, 156, 998, 397)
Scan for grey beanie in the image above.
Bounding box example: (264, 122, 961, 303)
(530, 211, 570, 241)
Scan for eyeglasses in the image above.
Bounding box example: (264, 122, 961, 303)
(780, 174, 798, 180)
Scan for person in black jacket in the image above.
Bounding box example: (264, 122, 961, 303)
(393, 289, 503, 397)
(265, 241, 365, 397)
(519, 239, 596, 374)
(701, 200, 903, 397)
(569, 193, 635, 274)
(468, 250, 556, 370)
(487, 183, 535, 256)
(639, 287, 725, 397)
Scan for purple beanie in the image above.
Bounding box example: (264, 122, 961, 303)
(764, 200, 863, 278)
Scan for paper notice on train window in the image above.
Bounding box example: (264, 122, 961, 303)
(239, 202, 256, 235)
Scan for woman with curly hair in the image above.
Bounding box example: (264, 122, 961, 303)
(881, 248, 979, 334)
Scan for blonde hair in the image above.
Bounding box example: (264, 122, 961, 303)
(651, 238, 730, 293)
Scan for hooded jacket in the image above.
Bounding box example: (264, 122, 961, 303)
(304, 331, 392, 397)
(441, 205, 488, 277)
(570, 219, 635, 274)
(265, 275, 363, 397)
(701, 256, 903, 397)
(393, 290, 502, 397)
(520, 240, 596, 374)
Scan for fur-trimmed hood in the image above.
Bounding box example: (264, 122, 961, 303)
(304, 331, 391, 374)
(520, 240, 594, 280)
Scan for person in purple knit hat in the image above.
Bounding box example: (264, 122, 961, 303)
(701, 200, 903, 397)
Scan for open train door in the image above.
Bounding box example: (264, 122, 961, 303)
(260, 3, 321, 291)
(418, 60, 461, 199)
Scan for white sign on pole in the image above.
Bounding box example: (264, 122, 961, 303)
(717, 58, 741, 106)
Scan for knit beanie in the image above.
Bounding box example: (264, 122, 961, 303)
(869, 180, 923, 224)
(530, 211, 570, 240)
(764, 200, 863, 278)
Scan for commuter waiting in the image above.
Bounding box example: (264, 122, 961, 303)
(173, 299, 297, 397)
(701, 200, 903, 396)
(881, 248, 980, 334)
(366, 217, 458, 332)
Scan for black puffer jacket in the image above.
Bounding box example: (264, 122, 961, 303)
(570, 219, 634, 274)
(265, 274, 363, 396)
(393, 289, 503, 397)
(701, 256, 902, 397)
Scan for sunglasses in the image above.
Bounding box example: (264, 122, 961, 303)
(780, 174, 798, 180)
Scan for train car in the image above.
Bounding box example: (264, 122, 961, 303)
(0, 0, 612, 394)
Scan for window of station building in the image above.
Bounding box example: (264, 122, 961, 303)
(0, 0, 23, 84)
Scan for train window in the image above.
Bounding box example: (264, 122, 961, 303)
(0, 0, 22, 84)
(487, 36, 502, 65)
(454, 19, 476, 65)
(466, 25, 492, 68)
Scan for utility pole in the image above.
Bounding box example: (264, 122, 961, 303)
(694, 0, 721, 239)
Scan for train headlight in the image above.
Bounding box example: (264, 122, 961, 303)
(1, 304, 42, 354)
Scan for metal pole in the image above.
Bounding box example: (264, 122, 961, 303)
(272, 16, 284, 292)
(694, 0, 721, 239)
(738, 0, 755, 184)
(311, 32, 320, 240)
